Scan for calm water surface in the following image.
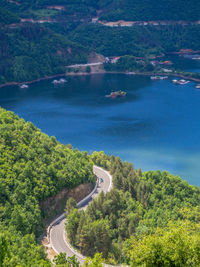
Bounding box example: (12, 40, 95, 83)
(1, 57, 200, 186)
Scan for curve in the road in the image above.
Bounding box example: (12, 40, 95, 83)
(49, 165, 112, 264)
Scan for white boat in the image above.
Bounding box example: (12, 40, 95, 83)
(59, 78, 67, 83)
(52, 78, 67, 84)
(160, 76, 168, 80)
(52, 79, 59, 84)
(195, 84, 200, 89)
(151, 76, 168, 80)
(20, 84, 29, 89)
(192, 56, 200, 60)
(126, 72, 136, 75)
(172, 79, 178, 83)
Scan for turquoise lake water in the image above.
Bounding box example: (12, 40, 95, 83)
(0, 56, 200, 185)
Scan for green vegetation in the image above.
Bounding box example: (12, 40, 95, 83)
(0, 7, 20, 24)
(174, 71, 200, 80)
(0, 24, 88, 83)
(2, 22, 199, 83)
(1, 0, 200, 84)
(69, 24, 163, 58)
(3, 0, 199, 22)
(0, 226, 50, 266)
(99, 0, 200, 22)
(65, 197, 77, 213)
(1, 1, 200, 265)
(69, 24, 200, 57)
(53, 253, 80, 266)
(105, 56, 154, 72)
(53, 252, 104, 267)
(66, 152, 200, 265)
(0, 107, 94, 265)
(128, 221, 200, 267)
(0, 0, 200, 84)
(29, 9, 58, 19)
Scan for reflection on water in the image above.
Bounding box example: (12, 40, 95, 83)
(0, 57, 200, 186)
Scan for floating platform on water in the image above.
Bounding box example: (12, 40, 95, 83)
(106, 90, 127, 98)
(172, 79, 190, 85)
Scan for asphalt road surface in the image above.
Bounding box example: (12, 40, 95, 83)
(50, 165, 112, 264)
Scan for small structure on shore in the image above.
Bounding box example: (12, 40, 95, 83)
(20, 84, 29, 89)
(106, 90, 127, 98)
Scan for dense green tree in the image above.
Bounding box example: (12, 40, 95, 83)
(0, 234, 9, 267)
(53, 252, 68, 265)
(83, 253, 104, 267)
(65, 209, 81, 245)
(128, 221, 200, 267)
(65, 197, 77, 214)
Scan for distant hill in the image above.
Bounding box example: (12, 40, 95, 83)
(99, 0, 200, 22)
(2, 0, 199, 23)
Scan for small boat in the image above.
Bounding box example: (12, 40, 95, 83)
(52, 79, 59, 84)
(59, 78, 67, 83)
(52, 78, 67, 84)
(106, 90, 127, 98)
(126, 72, 136, 75)
(195, 84, 200, 89)
(151, 76, 168, 80)
(172, 79, 178, 83)
(192, 56, 200, 60)
(20, 84, 29, 89)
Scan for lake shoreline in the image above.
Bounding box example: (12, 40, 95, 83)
(0, 73, 66, 88)
(0, 70, 200, 88)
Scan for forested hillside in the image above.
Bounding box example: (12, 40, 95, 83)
(69, 24, 200, 57)
(0, 24, 88, 84)
(66, 152, 200, 265)
(0, 108, 94, 266)
(2, 0, 199, 22)
(99, 0, 200, 22)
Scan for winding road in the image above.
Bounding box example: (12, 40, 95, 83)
(49, 166, 112, 264)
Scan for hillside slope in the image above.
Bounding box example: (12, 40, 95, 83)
(99, 0, 200, 22)
(0, 107, 94, 266)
